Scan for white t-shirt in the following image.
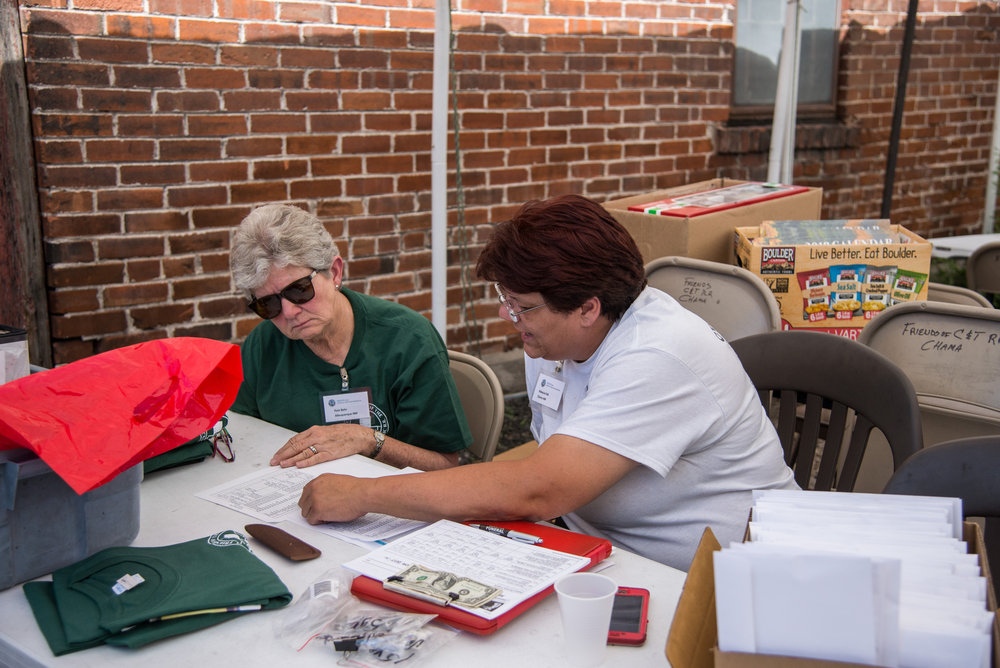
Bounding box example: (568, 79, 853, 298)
(525, 287, 797, 571)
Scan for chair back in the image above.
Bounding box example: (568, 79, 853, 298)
(883, 434, 1000, 599)
(966, 240, 1000, 294)
(926, 281, 994, 308)
(859, 301, 1000, 447)
(448, 350, 504, 463)
(644, 256, 781, 341)
(730, 330, 922, 492)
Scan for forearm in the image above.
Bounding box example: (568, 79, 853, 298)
(374, 434, 463, 471)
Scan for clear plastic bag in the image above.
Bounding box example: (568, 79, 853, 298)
(273, 568, 356, 651)
(311, 599, 457, 666)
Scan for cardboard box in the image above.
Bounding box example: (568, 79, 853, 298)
(0, 448, 141, 590)
(734, 223, 932, 339)
(603, 179, 824, 265)
(666, 523, 999, 668)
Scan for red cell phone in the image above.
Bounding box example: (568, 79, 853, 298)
(607, 586, 650, 646)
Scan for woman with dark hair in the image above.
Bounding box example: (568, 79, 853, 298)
(229, 204, 471, 471)
(294, 194, 796, 571)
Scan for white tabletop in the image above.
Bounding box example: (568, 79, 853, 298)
(0, 412, 685, 667)
(930, 233, 1000, 259)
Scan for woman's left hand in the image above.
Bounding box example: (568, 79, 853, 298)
(270, 424, 376, 467)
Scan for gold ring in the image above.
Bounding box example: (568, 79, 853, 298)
(308, 445, 318, 455)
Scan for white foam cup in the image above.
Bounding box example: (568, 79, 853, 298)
(553, 572, 618, 667)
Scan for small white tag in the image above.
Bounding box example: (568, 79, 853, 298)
(531, 372, 565, 410)
(112, 573, 146, 595)
(309, 579, 336, 599)
(321, 390, 371, 426)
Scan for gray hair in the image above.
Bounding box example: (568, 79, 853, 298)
(230, 204, 339, 296)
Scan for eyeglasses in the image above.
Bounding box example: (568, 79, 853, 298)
(211, 415, 234, 463)
(494, 283, 546, 323)
(247, 270, 319, 319)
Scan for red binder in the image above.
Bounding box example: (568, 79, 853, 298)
(349, 520, 613, 635)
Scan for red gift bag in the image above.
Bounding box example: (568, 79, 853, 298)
(0, 337, 243, 494)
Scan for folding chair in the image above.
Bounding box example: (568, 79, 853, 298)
(966, 239, 1000, 297)
(859, 301, 1000, 448)
(448, 350, 504, 463)
(883, 434, 1000, 599)
(644, 255, 781, 341)
(926, 281, 993, 308)
(730, 330, 922, 492)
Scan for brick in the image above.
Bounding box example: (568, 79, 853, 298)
(285, 91, 341, 111)
(220, 44, 278, 67)
(252, 159, 309, 180)
(48, 288, 100, 314)
(44, 240, 95, 264)
(40, 190, 94, 214)
(243, 22, 305, 44)
(188, 161, 249, 182)
(163, 256, 196, 277)
(29, 87, 79, 111)
(96, 187, 165, 211)
(106, 14, 176, 39)
(43, 213, 122, 238)
(118, 114, 185, 137)
(250, 114, 307, 133)
(224, 90, 284, 111)
(191, 206, 251, 229)
(21, 9, 102, 37)
(168, 230, 229, 253)
(290, 177, 344, 199)
(247, 68, 304, 89)
(49, 262, 125, 288)
(156, 90, 221, 112)
(52, 339, 98, 365)
(39, 165, 117, 189)
(113, 65, 182, 88)
(127, 258, 163, 281)
(185, 66, 248, 89)
(51, 311, 128, 339)
(98, 236, 165, 259)
(174, 323, 233, 340)
(225, 136, 283, 157)
(198, 296, 246, 319)
(172, 275, 231, 299)
(34, 139, 83, 164)
(77, 37, 149, 64)
(86, 139, 156, 162)
(24, 34, 74, 60)
(104, 282, 169, 306)
(310, 113, 363, 133)
(151, 43, 217, 65)
(160, 139, 223, 161)
(202, 252, 232, 273)
(178, 19, 241, 43)
(131, 303, 195, 329)
(336, 5, 387, 27)
(188, 114, 249, 136)
(125, 210, 189, 232)
(232, 180, 287, 202)
(120, 163, 187, 185)
(166, 185, 227, 208)
(216, 0, 276, 21)
(27, 61, 109, 88)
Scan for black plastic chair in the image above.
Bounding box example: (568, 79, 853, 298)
(883, 434, 1000, 600)
(730, 330, 923, 492)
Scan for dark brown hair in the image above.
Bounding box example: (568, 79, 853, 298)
(476, 194, 646, 321)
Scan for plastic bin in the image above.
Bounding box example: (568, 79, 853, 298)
(0, 448, 141, 590)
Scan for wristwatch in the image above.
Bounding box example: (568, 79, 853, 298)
(370, 429, 385, 460)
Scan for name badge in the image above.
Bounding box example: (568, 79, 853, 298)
(321, 389, 372, 427)
(531, 372, 565, 411)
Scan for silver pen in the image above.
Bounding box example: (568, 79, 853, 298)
(469, 523, 544, 545)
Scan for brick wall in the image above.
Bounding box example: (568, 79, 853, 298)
(14, 0, 1000, 364)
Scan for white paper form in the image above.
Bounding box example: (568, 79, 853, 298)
(196, 457, 426, 543)
(342, 520, 591, 620)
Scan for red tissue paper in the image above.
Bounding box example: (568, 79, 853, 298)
(0, 337, 243, 494)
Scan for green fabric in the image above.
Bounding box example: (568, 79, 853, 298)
(142, 437, 214, 474)
(231, 288, 471, 453)
(23, 530, 291, 656)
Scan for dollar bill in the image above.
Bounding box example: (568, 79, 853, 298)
(389, 564, 501, 609)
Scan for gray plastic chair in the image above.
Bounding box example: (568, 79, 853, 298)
(926, 281, 994, 308)
(730, 330, 922, 492)
(859, 301, 1000, 448)
(448, 350, 504, 463)
(644, 255, 781, 341)
(966, 240, 1000, 295)
(883, 434, 1000, 599)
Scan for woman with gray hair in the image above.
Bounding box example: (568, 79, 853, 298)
(229, 204, 471, 471)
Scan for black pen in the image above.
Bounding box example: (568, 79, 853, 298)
(469, 523, 544, 544)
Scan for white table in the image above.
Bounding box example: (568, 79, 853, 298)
(0, 413, 686, 667)
(930, 232, 1000, 259)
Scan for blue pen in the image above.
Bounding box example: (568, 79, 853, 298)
(469, 523, 544, 545)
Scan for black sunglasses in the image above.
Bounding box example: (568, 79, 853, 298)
(247, 270, 319, 319)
